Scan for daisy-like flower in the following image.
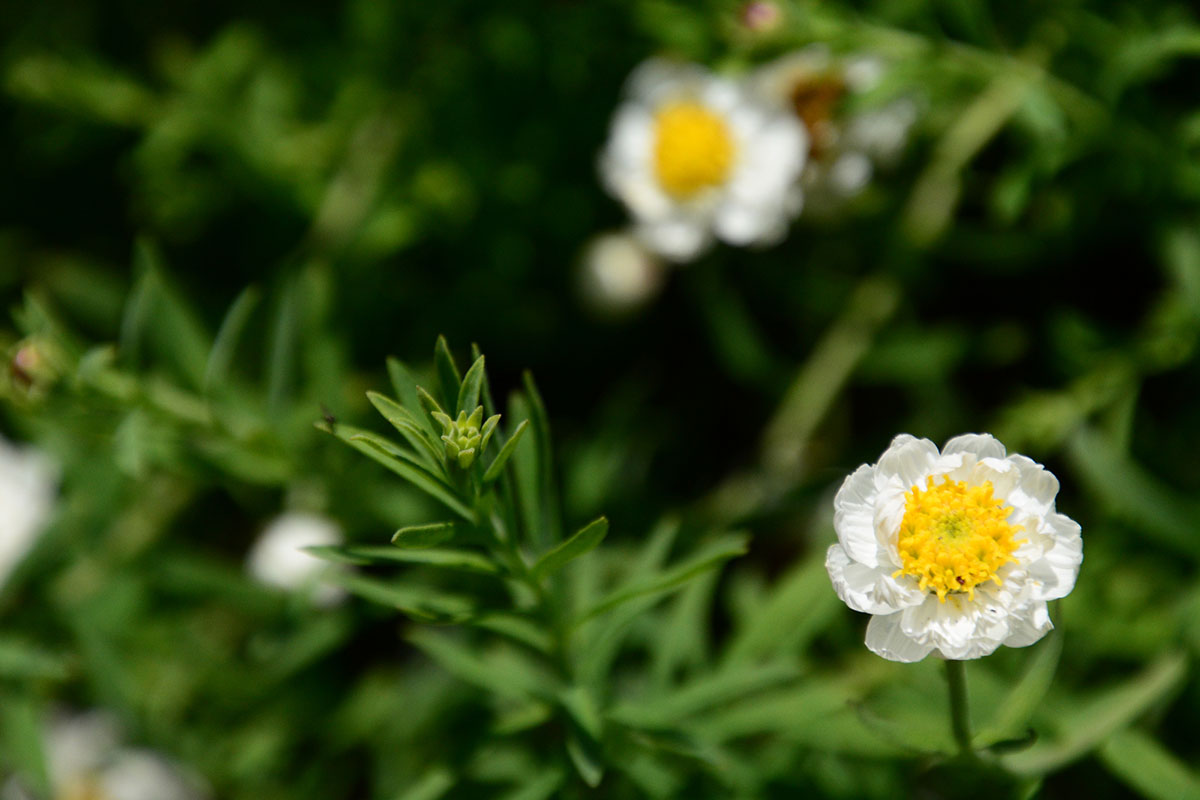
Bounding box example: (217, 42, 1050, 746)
(0, 436, 57, 589)
(246, 512, 346, 607)
(826, 434, 1082, 662)
(753, 47, 916, 214)
(599, 59, 808, 262)
(1, 710, 206, 800)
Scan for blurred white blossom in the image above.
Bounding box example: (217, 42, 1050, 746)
(579, 232, 664, 315)
(754, 47, 917, 214)
(600, 59, 807, 262)
(0, 436, 57, 589)
(2, 711, 205, 800)
(246, 511, 345, 607)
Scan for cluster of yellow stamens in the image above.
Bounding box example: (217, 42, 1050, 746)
(894, 476, 1023, 602)
(652, 101, 736, 198)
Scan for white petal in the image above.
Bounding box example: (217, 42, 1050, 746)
(826, 544, 922, 615)
(874, 434, 939, 491)
(833, 464, 883, 566)
(864, 613, 934, 662)
(1003, 455, 1061, 518)
(901, 594, 1009, 660)
(636, 216, 711, 262)
(942, 433, 1007, 461)
(1025, 513, 1082, 601)
(1003, 602, 1053, 648)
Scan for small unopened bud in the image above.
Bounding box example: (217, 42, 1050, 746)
(740, 1, 783, 33)
(432, 407, 500, 468)
(6, 337, 64, 402)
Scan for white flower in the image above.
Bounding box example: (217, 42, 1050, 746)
(246, 512, 345, 607)
(753, 48, 917, 214)
(0, 436, 57, 588)
(1, 710, 206, 800)
(599, 59, 808, 262)
(579, 231, 664, 315)
(826, 434, 1083, 662)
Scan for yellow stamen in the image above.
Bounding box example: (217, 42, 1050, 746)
(893, 476, 1023, 602)
(653, 101, 736, 198)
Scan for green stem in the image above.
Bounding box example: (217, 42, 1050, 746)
(945, 659, 973, 755)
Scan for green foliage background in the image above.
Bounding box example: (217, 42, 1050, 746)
(3, 0, 1200, 797)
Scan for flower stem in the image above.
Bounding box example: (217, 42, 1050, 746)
(945, 659, 973, 755)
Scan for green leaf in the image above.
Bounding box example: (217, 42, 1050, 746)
(204, 284, 260, 392)
(498, 769, 564, 800)
(265, 272, 303, 413)
(469, 613, 553, 654)
(307, 544, 498, 575)
(609, 661, 801, 730)
(367, 391, 445, 472)
(723, 553, 840, 667)
(0, 637, 70, 681)
(977, 632, 1063, 748)
(0, 694, 48, 796)
(565, 730, 605, 788)
(576, 534, 749, 624)
(434, 335, 462, 409)
(330, 573, 475, 622)
(392, 522, 456, 549)
(457, 355, 486, 416)
(483, 419, 530, 484)
(388, 357, 437, 438)
(1098, 728, 1200, 800)
(321, 421, 473, 521)
(522, 372, 561, 548)
(408, 629, 556, 701)
(1004, 652, 1188, 775)
(394, 767, 456, 800)
(531, 517, 608, 582)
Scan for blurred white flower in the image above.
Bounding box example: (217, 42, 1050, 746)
(0, 436, 57, 588)
(579, 232, 664, 315)
(754, 48, 917, 214)
(2, 711, 205, 800)
(246, 511, 345, 607)
(599, 59, 808, 262)
(826, 434, 1083, 662)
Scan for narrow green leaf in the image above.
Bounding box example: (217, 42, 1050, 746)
(204, 285, 261, 392)
(457, 355, 486, 416)
(723, 553, 840, 666)
(1098, 728, 1200, 800)
(498, 769, 564, 800)
(576, 534, 749, 624)
(471, 342, 499, 419)
(470, 613, 553, 654)
(0, 695, 48, 796)
(320, 421, 473, 521)
(566, 731, 605, 788)
(408, 629, 555, 701)
(307, 544, 498, 575)
(266, 274, 302, 413)
(1005, 652, 1188, 775)
(610, 661, 801, 729)
(522, 371, 561, 548)
(388, 357, 438, 438)
(977, 632, 1063, 748)
(434, 335, 462, 409)
(367, 391, 444, 472)
(483, 419, 529, 484)
(0, 637, 70, 681)
(393, 522, 456, 549)
(531, 517, 608, 582)
(330, 573, 474, 622)
(394, 767, 456, 800)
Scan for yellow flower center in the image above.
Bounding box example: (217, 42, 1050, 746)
(653, 101, 736, 198)
(894, 476, 1023, 602)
